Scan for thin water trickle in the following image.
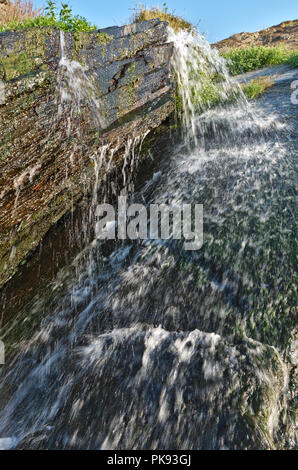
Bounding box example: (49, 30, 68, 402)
(0, 29, 296, 450)
(57, 31, 106, 132)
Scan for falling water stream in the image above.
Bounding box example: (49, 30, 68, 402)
(0, 29, 297, 450)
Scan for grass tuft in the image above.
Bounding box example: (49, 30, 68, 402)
(242, 76, 274, 100)
(131, 2, 194, 33)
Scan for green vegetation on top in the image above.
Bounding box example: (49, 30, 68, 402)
(131, 2, 194, 33)
(0, 1, 97, 33)
(223, 45, 298, 75)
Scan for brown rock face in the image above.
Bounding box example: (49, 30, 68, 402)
(0, 0, 10, 10)
(0, 0, 9, 12)
(0, 0, 10, 20)
(213, 19, 298, 52)
(0, 21, 175, 287)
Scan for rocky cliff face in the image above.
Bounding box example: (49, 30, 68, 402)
(0, 0, 10, 16)
(0, 20, 174, 288)
(213, 20, 298, 52)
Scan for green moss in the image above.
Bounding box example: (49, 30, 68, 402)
(2, 53, 36, 81)
(127, 62, 137, 101)
(0, 28, 50, 80)
(74, 30, 113, 47)
(128, 62, 136, 79)
(73, 31, 113, 64)
(242, 76, 274, 100)
(97, 32, 113, 44)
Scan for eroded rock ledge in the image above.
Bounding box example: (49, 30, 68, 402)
(0, 20, 175, 287)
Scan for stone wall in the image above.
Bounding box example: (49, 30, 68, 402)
(0, 20, 175, 287)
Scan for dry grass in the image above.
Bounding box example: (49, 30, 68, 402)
(0, 0, 44, 26)
(131, 3, 194, 33)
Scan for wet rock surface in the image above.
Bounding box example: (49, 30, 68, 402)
(0, 20, 174, 288)
(0, 62, 297, 449)
(2, 329, 289, 450)
(0, 29, 297, 451)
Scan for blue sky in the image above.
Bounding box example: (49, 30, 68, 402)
(34, 0, 297, 43)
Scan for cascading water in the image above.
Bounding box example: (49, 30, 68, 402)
(168, 28, 246, 144)
(0, 27, 296, 450)
(54, 32, 149, 244)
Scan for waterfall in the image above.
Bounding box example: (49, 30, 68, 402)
(0, 27, 296, 450)
(55, 32, 149, 244)
(168, 27, 247, 144)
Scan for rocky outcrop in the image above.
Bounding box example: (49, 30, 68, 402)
(213, 20, 298, 52)
(0, 0, 10, 16)
(0, 20, 175, 288)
